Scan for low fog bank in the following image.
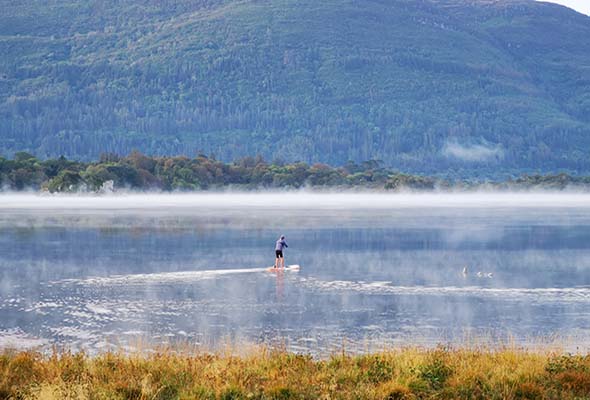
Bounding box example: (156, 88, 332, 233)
(1, 192, 590, 210)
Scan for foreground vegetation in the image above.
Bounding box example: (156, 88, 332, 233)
(1, 151, 590, 193)
(2, 346, 590, 399)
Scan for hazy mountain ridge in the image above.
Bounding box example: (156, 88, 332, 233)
(1, 0, 589, 176)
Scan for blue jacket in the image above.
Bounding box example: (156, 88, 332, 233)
(275, 238, 288, 251)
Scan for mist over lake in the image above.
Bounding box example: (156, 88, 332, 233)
(1, 193, 590, 354)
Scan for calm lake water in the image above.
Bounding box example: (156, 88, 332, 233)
(1, 193, 590, 354)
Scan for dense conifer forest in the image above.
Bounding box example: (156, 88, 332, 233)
(1, 0, 589, 176)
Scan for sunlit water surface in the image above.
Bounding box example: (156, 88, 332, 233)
(1, 193, 590, 354)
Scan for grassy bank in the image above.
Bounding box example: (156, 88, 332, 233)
(2, 346, 590, 399)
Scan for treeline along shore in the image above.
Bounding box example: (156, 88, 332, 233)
(2, 347, 590, 399)
(1, 151, 590, 193)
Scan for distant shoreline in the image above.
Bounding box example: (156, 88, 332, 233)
(2, 152, 590, 194)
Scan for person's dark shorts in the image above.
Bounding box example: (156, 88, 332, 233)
(275, 250, 283, 258)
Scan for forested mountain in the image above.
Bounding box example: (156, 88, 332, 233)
(1, 0, 589, 175)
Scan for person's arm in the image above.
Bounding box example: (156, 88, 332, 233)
(283, 240, 288, 248)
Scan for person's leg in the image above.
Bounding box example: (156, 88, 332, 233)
(281, 254, 285, 268)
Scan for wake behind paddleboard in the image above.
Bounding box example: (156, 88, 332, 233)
(267, 264, 300, 272)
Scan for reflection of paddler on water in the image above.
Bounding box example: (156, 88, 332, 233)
(275, 264, 285, 300)
(274, 235, 288, 269)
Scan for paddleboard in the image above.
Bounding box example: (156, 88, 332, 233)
(267, 264, 300, 272)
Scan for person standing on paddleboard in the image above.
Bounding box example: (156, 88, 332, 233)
(274, 235, 288, 269)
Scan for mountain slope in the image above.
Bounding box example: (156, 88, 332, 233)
(1, 0, 589, 174)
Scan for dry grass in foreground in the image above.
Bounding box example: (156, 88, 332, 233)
(1, 345, 590, 399)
